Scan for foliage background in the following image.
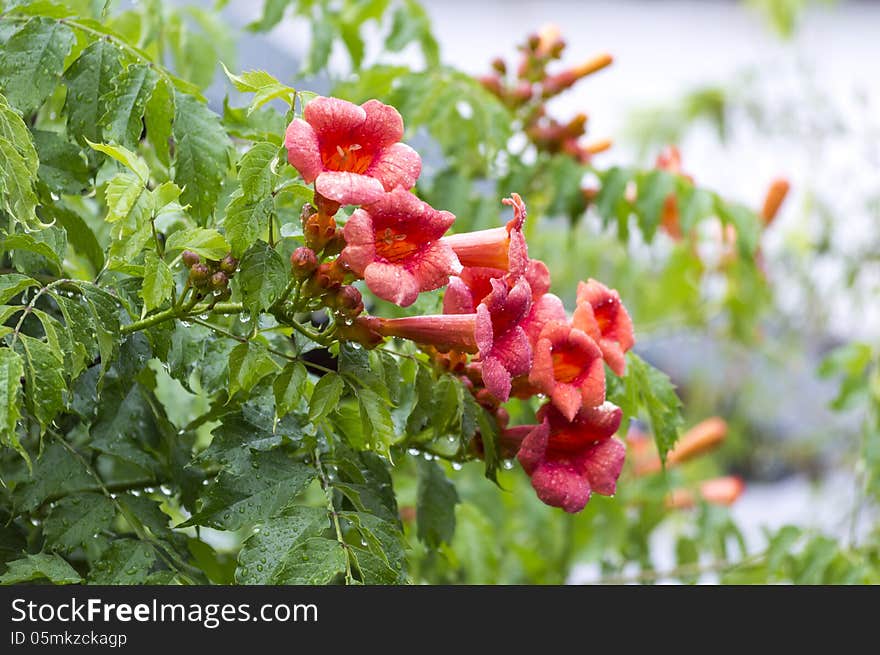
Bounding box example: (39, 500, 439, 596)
(1, 0, 878, 584)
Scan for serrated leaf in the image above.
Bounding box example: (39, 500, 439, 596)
(309, 372, 344, 423)
(635, 170, 676, 241)
(237, 240, 287, 314)
(181, 450, 315, 531)
(142, 250, 173, 312)
(32, 129, 90, 195)
(16, 334, 65, 432)
(357, 387, 396, 456)
(624, 352, 684, 463)
(0, 17, 75, 115)
(89, 382, 161, 473)
(223, 193, 273, 257)
(104, 172, 152, 225)
(273, 361, 309, 419)
(416, 459, 458, 548)
(0, 136, 42, 230)
(12, 442, 93, 512)
(43, 492, 116, 553)
(145, 76, 174, 166)
(164, 227, 229, 259)
(0, 348, 25, 462)
(63, 38, 124, 145)
(227, 341, 280, 398)
(173, 91, 232, 222)
(235, 506, 344, 585)
(343, 511, 406, 584)
(0, 273, 38, 303)
(79, 284, 120, 375)
(100, 63, 159, 151)
(1, 230, 65, 272)
(239, 141, 278, 200)
(88, 139, 149, 182)
(88, 539, 156, 584)
(0, 553, 82, 585)
(0, 94, 38, 169)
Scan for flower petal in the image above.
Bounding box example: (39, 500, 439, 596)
(443, 276, 476, 315)
(340, 208, 376, 276)
(580, 437, 626, 496)
(522, 293, 566, 345)
(364, 261, 420, 307)
(304, 96, 366, 137)
(526, 259, 551, 298)
(551, 384, 583, 422)
(284, 119, 322, 183)
(530, 460, 593, 513)
(315, 171, 385, 206)
(359, 99, 405, 148)
(411, 240, 462, 292)
(367, 143, 422, 192)
(517, 420, 550, 474)
(481, 354, 512, 401)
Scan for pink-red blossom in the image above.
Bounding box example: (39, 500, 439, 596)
(572, 279, 634, 376)
(517, 402, 625, 513)
(284, 96, 422, 206)
(529, 321, 606, 421)
(341, 188, 460, 307)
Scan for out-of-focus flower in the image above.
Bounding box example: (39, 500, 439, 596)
(529, 321, 606, 421)
(666, 476, 745, 509)
(341, 188, 460, 307)
(760, 177, 790, 226)
(517, 402, 625, 513)
(572, 279, 635, 376)
(629, 417, 729, 476)
(284, 96, 421, 206)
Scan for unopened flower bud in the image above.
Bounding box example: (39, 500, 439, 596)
(211, 271, 228, 289)
(219, 254, 238, 275)
(290, 247, 318, 278)
(182, 250, 200, 268)
(491, 57, 507, 75)
(333, 285, 364, 317)
(189, 263, 211, 286)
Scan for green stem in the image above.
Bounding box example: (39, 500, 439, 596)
(315, 446, 354, 585)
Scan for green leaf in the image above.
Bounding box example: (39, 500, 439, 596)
(100, 63, 159, 151)
(309, 372, 345, 423)
(343, 511, 406, 583)
(172, 91, 232, 222)
(357, 386, 396, 456)
(0, 553, 82, 585)
(13, 442, 94, 513)
(273, 361, 309, 419)
(88, 539, 156, 584)
(49, 204, 105, 271)
(164, 227, 229, 259)
(623, 352, 684, 464)
(386, 0, 439, 66)
(221, 64, 296, 114)
(63, 38, 124, 146)
(595, 166, 633, 237)
(0, 349, 25, 462)
(717, 200, 761, 256)
(416, 459, 459, 548)
(239, 141, 278, 200)
(235, 506, 344, 585)
(0, 273, 38, 304)
(43, 492, 116, 553)
(227, 341, 280, 398)
(141, 250, 174, 312)
(0, 136, 42, 230)
(16, 334, 65, 432)
(245, 0, 292, 32)
(181, 450, 315, 531)
(678, 185, 714, 234)
(87, 139, 150, 182)
(237, 240, 287, 314)
(103, 172, 152, 224)
(223, 193, 273, 257)
(0, 94, 38, 171)
(144, 76, 174, 167)
(0, 17, 75, 115)
(0, 232, 63, 271)
(32, 129, 90, 195)
(79, 284, 120, 376)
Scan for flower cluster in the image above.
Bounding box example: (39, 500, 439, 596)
(284, 95, 635, 513)
(477, 24, 613, 163)
(182, 250, 237, 302)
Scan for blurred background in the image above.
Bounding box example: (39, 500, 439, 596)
(162, 0, 880, 582)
